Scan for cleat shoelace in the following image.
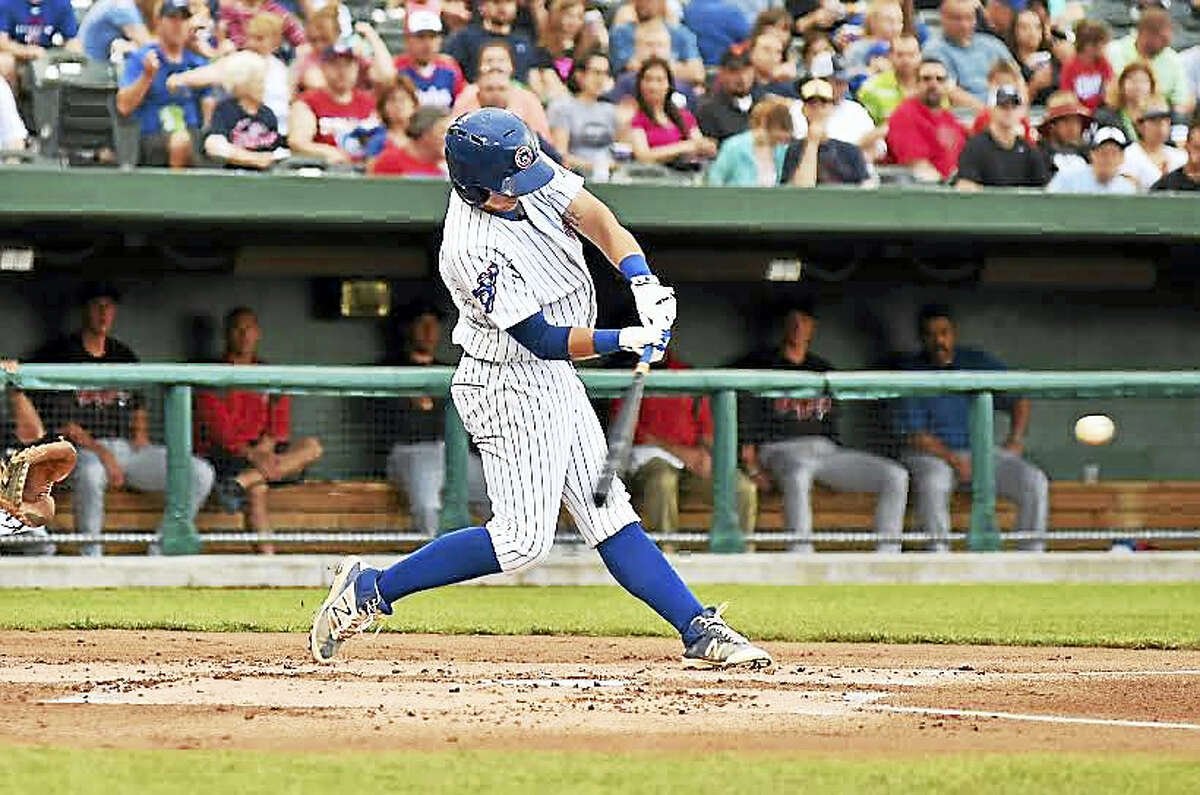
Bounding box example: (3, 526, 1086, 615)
(694, 603, 751, 647)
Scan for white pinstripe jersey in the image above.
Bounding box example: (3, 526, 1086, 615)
(439, 162, 597, 363)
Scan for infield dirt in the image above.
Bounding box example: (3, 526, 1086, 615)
(2, 631, 1200, 756)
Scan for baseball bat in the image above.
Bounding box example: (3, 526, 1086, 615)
(593, 346, 655, 507)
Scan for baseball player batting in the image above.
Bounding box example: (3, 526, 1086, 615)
(310, 108, 771, 670)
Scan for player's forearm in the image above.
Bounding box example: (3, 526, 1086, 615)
(7, 391, 44, 443)
(908, 431, 955, 462)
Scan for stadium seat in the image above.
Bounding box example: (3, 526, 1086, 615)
(30, 52, 120, 165)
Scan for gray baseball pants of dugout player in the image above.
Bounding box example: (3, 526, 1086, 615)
(760, 436, 909, 553)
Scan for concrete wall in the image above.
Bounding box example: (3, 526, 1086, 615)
(2, 271, 1197, 482)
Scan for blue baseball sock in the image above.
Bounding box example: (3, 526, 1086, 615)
(375, 526, 502, 605)
(597, 522, 705, 643)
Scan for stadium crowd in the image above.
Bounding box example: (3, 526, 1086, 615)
(1, 0, 1200, 189)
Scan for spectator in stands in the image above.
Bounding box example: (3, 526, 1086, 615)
(1151, 122, 1200, 191)
(293, 6, 395, 94)
(610, 0, 704, 84)
(383, 302, 488, 537)
(896, 303, 1047, 553)
(218, 0, 303, 51)
(77, 0, 153, 62)
(288, 39, 381, 164)
(1122, 96, 1185, 191)
(843, 0, 904, 74)
(1096, 61, 1156, 143)
(202, 51, 282, 169)
(858, 32, 921, 124)
(1036, 91, 1090, 175)
(738, 300, 909, 554)
(629, 56, 716, 167)
(706, 96, 792, 186)
(1046, 126, 1136, 193)
(1059, 20, 1111, 112)
(369, 105, 449, 176)
(793, 57, 882, 153)
(1182, 43, 1200, 112)
(782, 78, 871, 185)
(1106, 8, 1191, 117)
(0, 75, 25, 149)
(444, 0, 535, 83)
(187, 0, 228, 59)
(968, 60, 1032, 142)
(394, 8, 463, 112)
(452, 41, 552, 139)
(116, 0, 211, 169)
(683, 0, 751, 67)
(548, 51, 620, 177)
(622, 351, 757, 538)
(885, 57, 967, 181)
(365, 77, 417, 161)
(955, 83, 1049, 189)
(197, 307, 322, 555)
(1008, 8, 1056, 107)
(608, 21, 698, 110)
(696, 49, 755, 142)
(532, 0, 604, 100)
(791, 0, 846, 37)
(0, 0, 78, 85)
(30, 283, 215, 558)
(923, 0, 1013, 111)
(747, 28, 797, 97)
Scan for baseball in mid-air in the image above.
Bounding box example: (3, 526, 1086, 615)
(1074, 414, 1116, 445)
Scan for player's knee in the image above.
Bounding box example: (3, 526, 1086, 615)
(301, 436, 324, 461)
(192, 458, 215, 496)
(639, 461, 679, 495)
(883, 464, 909, 495)
(504, 537, 554, 573)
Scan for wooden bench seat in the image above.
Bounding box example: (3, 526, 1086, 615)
(46, 480, 1200, 554)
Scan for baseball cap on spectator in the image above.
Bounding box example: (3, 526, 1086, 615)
(719, 48, 751, 70)
(78, 281, 122, 306)
(800, 78, 834, 102)
(865, 42, 891, 62)
(407, 8, 442, 34)
(1139, 106, 1173, 122)
(1037, 94, 1091, 133)
(1091, 126, 1129, 149)
(323, 37, 357, 60)
(998, 0, 1028, 9)
(160, 0, 191, 17)
(993, 84, 1021, 108)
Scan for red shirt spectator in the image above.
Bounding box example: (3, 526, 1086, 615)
(616, 358, 713, 447)
(1059, 55, 1113, 111)
(886, 96, 968, 180)
(196, 387, 290, 457)
(370, 142, 445, 176)
(219, 0, 304, 50)
(298, 87, 379, 156)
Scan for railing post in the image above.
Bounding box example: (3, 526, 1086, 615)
(709, 388, 745, 553)
(968, 390, 999, 551)
(440, 400, 471, 533)
(161, 385, 200, 555)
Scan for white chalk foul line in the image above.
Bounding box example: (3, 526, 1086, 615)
(870, 704, 1200, 731)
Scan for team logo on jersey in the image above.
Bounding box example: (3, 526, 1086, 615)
(472, 262, 500, 313)
(513, 145, 535, 170)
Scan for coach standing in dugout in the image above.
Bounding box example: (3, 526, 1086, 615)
(895, 304, 1048, 552)
(737, 301, 909, 554)
(28, 283, 215, 556)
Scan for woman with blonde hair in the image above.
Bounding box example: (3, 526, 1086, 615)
(706, 97, 793, 186)
(843, 0, 905, 73)
(1096, 61, 1156, 143)
(203, 51, 284, 169)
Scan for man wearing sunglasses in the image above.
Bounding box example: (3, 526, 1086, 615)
(781, 77, 870, 186)
(885, 57, 967, 182)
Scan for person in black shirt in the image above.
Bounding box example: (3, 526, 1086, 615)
(1151, 124, 1200, 191)
(737, 300, 909, 554)
(696, 49, 756, 142)
(781, 78, 871, 186)
(29, 283, 215, 556)
(202, 52, 282, 170)
(955, 84, 1050, 189)
(382, 302, 489, 536)
(444, 0, 535, 83)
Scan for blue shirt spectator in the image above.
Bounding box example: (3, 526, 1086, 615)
(706, 128, 788, 186)
(609, 21, 700, 75)
(894, 348, 1008, 451)
(77, 0, 147, 61)
(0, 0, 77, 47)
(119, 42, 208, 135)
(922, 32, 1013, 102)
(682, 0, 750, 67)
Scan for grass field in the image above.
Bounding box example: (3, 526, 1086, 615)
(4, 748, 1200, 795)
(5, 583, 1200, 648)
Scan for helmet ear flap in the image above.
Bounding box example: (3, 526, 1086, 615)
(453, 181, 490, 207)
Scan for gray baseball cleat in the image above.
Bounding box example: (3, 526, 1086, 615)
(309, 555, 392, 663)
(682, 603, 773, 669)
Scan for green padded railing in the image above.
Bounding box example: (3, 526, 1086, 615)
(8, 364, 1200, 554)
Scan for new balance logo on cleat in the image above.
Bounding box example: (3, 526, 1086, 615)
(681, 603, 773, 670)
(309, 556, 391, 664)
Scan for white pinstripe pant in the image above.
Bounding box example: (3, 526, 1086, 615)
(452, 355, 640, 572)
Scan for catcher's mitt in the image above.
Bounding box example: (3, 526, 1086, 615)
(0, 439, 76, 527)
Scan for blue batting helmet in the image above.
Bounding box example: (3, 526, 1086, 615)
(444, 108, 554, 207)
